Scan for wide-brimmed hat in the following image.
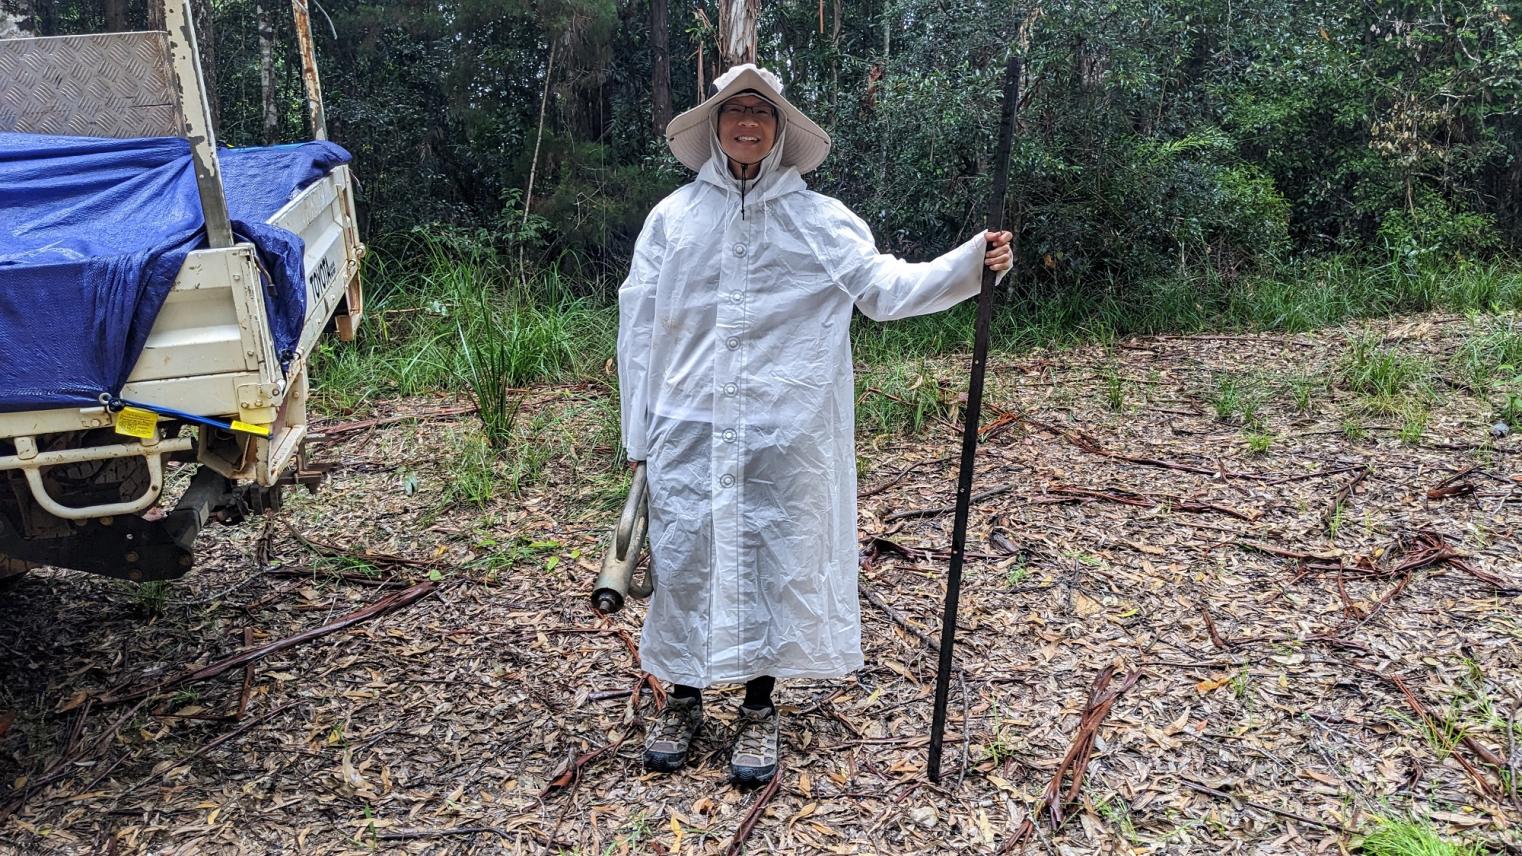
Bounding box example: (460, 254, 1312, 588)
(665, 64, 832, 175)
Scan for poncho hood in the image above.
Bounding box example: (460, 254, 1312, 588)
(695, 112, 806, 209)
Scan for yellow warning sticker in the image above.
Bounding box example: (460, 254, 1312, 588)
(230, 420, 272, 437)
(113, 406, 158, 439)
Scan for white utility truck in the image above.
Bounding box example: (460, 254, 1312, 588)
(0, 0, 362, 583)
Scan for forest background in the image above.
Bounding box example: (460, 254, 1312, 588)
(4, 0, 1522, 401)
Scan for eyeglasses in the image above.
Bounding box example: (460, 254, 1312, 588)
(720, 103, 777, 121)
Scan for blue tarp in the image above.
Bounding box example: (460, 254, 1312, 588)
(0, 133, 352, 413)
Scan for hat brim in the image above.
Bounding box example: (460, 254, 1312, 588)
(665, 67, 831, 175)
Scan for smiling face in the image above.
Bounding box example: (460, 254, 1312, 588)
(716, 93, 778, 171)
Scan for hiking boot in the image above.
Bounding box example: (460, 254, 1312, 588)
(643, 695, 703, 773)
(729, 704, 779, 786)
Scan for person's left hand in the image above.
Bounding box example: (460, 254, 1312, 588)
(983, 230, 1014, 272)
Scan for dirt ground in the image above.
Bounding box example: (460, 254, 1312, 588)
(2, 314, 1519, 855)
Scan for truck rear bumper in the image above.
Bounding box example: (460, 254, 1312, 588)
(0, 435, 195, 521)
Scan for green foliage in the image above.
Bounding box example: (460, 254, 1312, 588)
(1243, 430, 1274, 455)
(308, 228, 616, 419)
(1357, 818, 1486, 856)
(111, 0, 1516, 291)
(129, 580, 170, 615)
(1497, 391, 1522, 429)
(1287, 372, 1324, 414)
(855, 362, 951, 436)
(457, 316, 525, 450)
(445, 433, 499, 508)
(1398, 408, 1430, 446)
(1210, 373, 1262, 426)
(1336, 336, 1434, 400)
(1450, 317, 1522, 429)
(1379, 192, 1503, 275)
(1102, 364, 1128, 411)
(1452, 318, 1522, 387)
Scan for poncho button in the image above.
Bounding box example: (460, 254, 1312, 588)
(722, 429, 736, 442)
(729, 290, 744, 303)
(732, 242, 747, 257)
(720, 473, 736, 487)
(725, 337, 740, 350)
(723, 383, 738, 396)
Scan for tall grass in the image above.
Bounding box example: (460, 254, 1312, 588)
(309, 229, 615, 417)
(1357, 818, 1486, 856)
(312, 227, 1520, 427)
(1452, 317, 1522, 387)
(457, 317, 523, 449)
(1336, 335, 1434, 399)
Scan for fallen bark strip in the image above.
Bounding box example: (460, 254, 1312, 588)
(310, 404, 478, 441)
(882, 484, 1013, 522)
(1333, 571, 1360, 618)
(860, 535, 1012, 566)
(1377, 669, 1506, 801)
(1178, 779, 1352, 833)
(86, 581, 438, 707)
(1233, 540, 1342, 562)
(1420, 441, 1519, 455)
(859, 454, 954, 499)
(1381, 530, 1513, 591)
(263, 567, 415, 588)
(279, 519, 447, 570)
(1506, 697, 1521, 811)
(1001, 665, 1141, 851)
(860, 581, 938, 656)
(236, 627, 255, 720)
(378, 826, 506, 842)
(1236, 532, 1515, 590)
(541, 725, 637, 796)
(1200, 604, 1234, 650)
(1320, 466, 1369, 533)
(1015, 413, 1269, 480)
(0, 698, 150, 822)
(551, 625, 667, 708)
(1039, 485, 1257, 521)
(111, 701, 301, 802)
(1258, 464, 1365, 487)
(726, 763, 785, 856)
(1427, 465, 1479, 500)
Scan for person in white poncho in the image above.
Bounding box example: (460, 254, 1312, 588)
(618, 63, 1012, 785)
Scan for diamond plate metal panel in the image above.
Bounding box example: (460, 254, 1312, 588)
(0, 32, 184, 138)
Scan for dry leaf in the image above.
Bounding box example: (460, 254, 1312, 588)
(1195, 675, 1232, 693)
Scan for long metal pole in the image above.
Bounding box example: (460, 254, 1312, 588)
(928, 54, 1022, 783)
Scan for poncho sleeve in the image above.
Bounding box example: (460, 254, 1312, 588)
(812, 198, 998, 322)
(616, 202, 667, 461)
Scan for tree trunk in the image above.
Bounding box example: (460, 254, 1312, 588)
(257, 1, 277, 143)
(520, 38, 557, 246)
(829, 0, 841, 125)
(190, 0, 220, 133)
(0, 0, 35, 38)
(717, 0, 757, 70)
(103, 0, 127, 31)
(650, 0, 671, 133)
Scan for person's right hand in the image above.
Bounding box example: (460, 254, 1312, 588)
(628, 459, 643, 471)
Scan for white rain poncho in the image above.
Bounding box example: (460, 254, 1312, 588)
(618, 115, 995, 688)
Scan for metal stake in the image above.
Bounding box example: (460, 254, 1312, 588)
(928, 54, 1022, 783)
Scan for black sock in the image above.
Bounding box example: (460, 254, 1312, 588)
(743, 675, 775, 710)
(672, 683, 702, 703)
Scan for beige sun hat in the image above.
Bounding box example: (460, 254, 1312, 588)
(665, 63, 832, 175)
